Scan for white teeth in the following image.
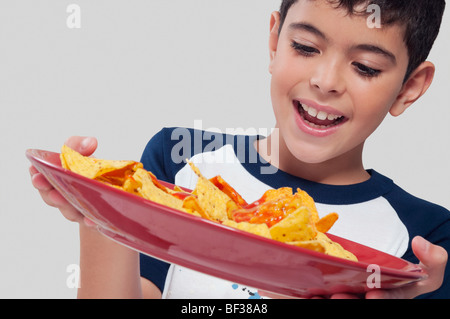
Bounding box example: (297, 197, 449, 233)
(317, 111, 328, 121)
(306, 121, 334, 129)
(307, 107, 318, 117)
(299, 102, 342, 121)
(327, 113, 338, 121)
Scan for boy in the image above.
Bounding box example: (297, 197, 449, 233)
(30, 0, 449, 298)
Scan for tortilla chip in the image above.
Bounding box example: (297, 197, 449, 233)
(122, 175, 141, 195)
(60, 145, 141, 180)
(262, 187, 293, 202)
(316, 212, 339, 233)
(132, 168, 183, 211)
(209, 175, 248, 206)
(269, 207, 317, 242)
(182, 196, 211, 219)
(295, 188, 320, 224)
(315, 232, 358, 261)
(287, 240, 326, 254)
(187, 161, 232, 222)
(222, 220, 272, 239)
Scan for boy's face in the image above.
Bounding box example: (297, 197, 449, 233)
(269, 0, 410, 165)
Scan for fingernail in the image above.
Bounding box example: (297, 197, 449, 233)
(81, 137, 93, 150)
(418, 236, 430, 253)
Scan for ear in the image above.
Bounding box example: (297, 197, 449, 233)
(269, 11, 281, 74)
(389, 61, 435, 117)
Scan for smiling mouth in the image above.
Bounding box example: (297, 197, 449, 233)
(295, 100, 347, 129)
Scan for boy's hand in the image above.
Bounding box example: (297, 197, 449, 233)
(30, 136, 98, 227)
(330, 236, 447, 299)
(363, 236, 448, 299)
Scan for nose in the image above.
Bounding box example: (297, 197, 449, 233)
(309, 58, 345, 95)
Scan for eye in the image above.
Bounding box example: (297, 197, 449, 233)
(291, 41, 320, 57)
(352, 62, 381, 78)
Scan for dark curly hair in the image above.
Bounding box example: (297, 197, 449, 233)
(278, 0, 446, 81)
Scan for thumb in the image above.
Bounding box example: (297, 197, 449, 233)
(412, 236, 448, 270)
(64, 136, 98, 156)
(411, 236, 447, 293)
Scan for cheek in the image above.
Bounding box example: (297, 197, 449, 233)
(270, 71, 291, 116)
(271, 65, 292, 96)
(349, 87, 397, 137)
(351, 77, 401, 117)
(270, 57, 305, 111)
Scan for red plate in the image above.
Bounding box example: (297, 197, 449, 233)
(26, 149, 427, 298)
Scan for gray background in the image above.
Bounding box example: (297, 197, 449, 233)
(0, 0, 448, 298)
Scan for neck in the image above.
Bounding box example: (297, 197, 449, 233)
(255, 131, 370, 185)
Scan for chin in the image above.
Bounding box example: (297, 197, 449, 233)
(285, 142, 334, 165)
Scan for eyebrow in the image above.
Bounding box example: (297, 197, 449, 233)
(288, 22, 328, 41)
(288, 22, 397, 65)
(352, 44, 397, 65)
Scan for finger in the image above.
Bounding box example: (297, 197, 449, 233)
(31, 172, 53, 191)
(29, 165, 39, 176)
(412, 236, 448, 271)
(37, 187, 86, 223)
(47, 191, 85, 222)
(83, 217, 97, 228)
(47, 189, 70, 207)
(37, 188, 68, 208)
(411, 236, 447, 293)
(60, 207, 85, 223)
(64, 136, 98, 156)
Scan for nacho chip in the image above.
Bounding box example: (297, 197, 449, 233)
(231, 187, 321, 228)
(315, 232, 358, 261)
(60, 145, 141, 181)
(232, 188, 299, 227)
(222, 220, 272, 239)
(287, 240, 326, 254)
(269, 207, 317, 242)
(287, 233, 357, 261)
(209, 175, 248, 207)
(132, 168, 184, 211)
(294, 188, 319, 224)
(262, 187, 293, 202)
(187, 161, 232, 222)
(182, 196, 211, 219)
(122, 175, 141, 195)
(316, 212, 339, 233)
